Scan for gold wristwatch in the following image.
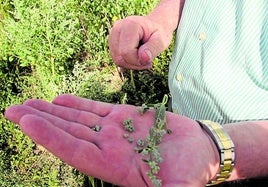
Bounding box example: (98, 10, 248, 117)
(197, 120, 235, 186)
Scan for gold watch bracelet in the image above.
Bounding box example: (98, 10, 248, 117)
(196, 120, 235, 186)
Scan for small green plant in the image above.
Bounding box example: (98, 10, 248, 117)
(122, 118, 135, 132)
(122, 95, 171, 187)
(138, 95, 170, 187)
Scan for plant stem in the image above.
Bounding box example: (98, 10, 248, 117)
(130, 70, 135, 89)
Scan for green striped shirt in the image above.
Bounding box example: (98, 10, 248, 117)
(169, 0, 268, 124)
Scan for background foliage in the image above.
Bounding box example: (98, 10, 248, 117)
(0, 0, 173, 186)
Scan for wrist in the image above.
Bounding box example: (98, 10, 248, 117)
(146, 0, 185, 33)
(145, 14, 177, 35)
(201, 128, 221, 182)
(197, 120, 235, 186)
(224, 121, 268, 180)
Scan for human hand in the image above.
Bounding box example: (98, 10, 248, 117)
(5, 94, 219, 187)
(109, 16, 174, 70)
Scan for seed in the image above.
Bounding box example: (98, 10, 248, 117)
(127, 137, 134, 143)
(123, 133, 129, 138)
(136, 139, 146, 147)
(91, 125, 101, 132)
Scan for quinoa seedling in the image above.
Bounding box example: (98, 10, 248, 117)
(136, 94, 171, 187)
(123, 118, 135, 132)
(122, 95, 170, 186)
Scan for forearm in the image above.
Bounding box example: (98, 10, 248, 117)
(147, 0, 185, 33)
(224, 120, 268, 180)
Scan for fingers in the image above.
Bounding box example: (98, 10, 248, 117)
(109, 16, 153, 70)
(52, 94, 113, 117)
(138, 31, 168, 63)
(24, 98, 101, 126)
(17, 115, 104, 176)
(5, 104, 100, 143)
(117, 18, 148, 65)
(5, 104, 33, 124)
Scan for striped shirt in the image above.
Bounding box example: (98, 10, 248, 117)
(168, 0, 268, 124)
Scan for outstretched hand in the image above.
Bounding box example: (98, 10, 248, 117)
(5, 94, 219, 187)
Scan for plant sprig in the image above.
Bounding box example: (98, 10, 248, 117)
(137, 94, 171, 187)
(122, 95, 170, 187)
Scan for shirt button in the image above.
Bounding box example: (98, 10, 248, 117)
(199, 32, 207, 41)
(176, 74, 183, 82)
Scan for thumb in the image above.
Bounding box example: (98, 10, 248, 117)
(138, 33, 170, 65)
(138, 47, 153, 66)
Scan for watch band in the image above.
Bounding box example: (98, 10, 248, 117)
(196, 120, 235, 186)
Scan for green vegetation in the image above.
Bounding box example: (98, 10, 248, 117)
(0, 0, 173, 186)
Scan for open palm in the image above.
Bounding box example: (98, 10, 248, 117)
(5, 94, 218, 187)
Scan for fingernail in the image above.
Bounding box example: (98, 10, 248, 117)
(144, 49, 152, 61)
(140, 49, 152, 65)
